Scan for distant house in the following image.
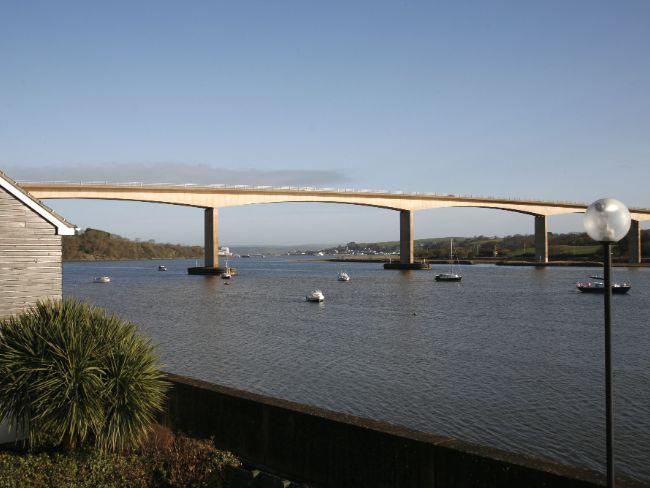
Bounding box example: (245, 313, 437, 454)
(0, 171, 75, 319)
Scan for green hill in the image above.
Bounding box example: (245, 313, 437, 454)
(63, 229, 203, 261)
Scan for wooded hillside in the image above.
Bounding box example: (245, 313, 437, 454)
(63, 229, 203, 261)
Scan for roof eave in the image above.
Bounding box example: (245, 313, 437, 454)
(0, 170, 76, 236)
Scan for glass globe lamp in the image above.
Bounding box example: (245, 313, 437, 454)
(583, 198, 631, 243)
(584, 197, 631, 488)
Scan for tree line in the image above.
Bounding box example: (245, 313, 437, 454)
(63, 228, 203, 261)
(340, 230, 649, 260)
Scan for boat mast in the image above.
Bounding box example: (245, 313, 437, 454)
(450, 238, 454, 274)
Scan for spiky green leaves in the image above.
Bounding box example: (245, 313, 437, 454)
(0, 298, 167, 451)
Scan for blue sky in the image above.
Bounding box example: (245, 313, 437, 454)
(1, 1, 649, 245)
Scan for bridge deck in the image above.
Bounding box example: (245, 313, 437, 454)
(19, 181, 650, 220)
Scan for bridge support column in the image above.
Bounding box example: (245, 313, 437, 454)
(204, 207, 219, 268)
(400, 210, 413, 265)
(188, 208, 235, 275)
(385, 210, 429, 269)
(628, 219, 641, 264)
(534, 215, 548, 263)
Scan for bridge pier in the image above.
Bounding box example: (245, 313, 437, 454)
(188, 208, 235, 275)
(534, 215, 548, 263)
(384, 210, 429, 269)
(400, 210, 414, 265)
(628, 219, 641, 264)
(204, 207, 219, 268)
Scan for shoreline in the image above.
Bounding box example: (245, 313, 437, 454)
(63, 255, 650, 268)
(321, 256, 650, 268)
(63, 256, 203, 263)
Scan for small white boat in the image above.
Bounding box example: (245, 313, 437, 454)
(337, 271, 350, 282)
(221, 272, 232, 279)
(435, 238, 462, 282)
(93, 276, 111, 283)
(158, 265, 167, 271)
(306, 290, 325, 302)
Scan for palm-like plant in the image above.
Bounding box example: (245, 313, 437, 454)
(0, 299, 167, 451)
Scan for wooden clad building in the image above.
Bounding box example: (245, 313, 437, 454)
(0, 171, 75, 318)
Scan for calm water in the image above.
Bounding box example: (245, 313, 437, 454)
(64, 258, 650, 481)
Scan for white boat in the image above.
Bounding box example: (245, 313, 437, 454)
(337, 271, 350, 281)
(93, 276, 111, 283)
(218, 246, 233, 257)
(435, 239, 462, 282)
(158, 265, 167, 271)
(306, 290, 325, 302)
(221, 260, 232, 279)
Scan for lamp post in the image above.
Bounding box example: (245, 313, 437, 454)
(583, 198, 631, 488)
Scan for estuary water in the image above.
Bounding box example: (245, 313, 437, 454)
(63, 257, 650, 481)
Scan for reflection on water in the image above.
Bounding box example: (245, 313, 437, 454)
(64, 257, 650, 481)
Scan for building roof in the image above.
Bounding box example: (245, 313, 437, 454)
(0, 170, 76, 235)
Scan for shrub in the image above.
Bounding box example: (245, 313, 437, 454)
(0, 298, 167, 451)
(0, 427, 240, 488)
(0, 450, 149, 488)
(137, 425, 241, 487)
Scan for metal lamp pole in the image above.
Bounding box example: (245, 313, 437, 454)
(603, 242, 614, 488)
(583, 198, 631, 488)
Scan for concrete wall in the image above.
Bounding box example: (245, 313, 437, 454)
(161, 374, 646, 488)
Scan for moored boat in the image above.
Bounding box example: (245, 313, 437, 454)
(435, 238, 462, 282)
(306, 290, 325, 302)
(435, 273, 462, 282)
(337, 271, 350, 282)
(93, 276, 111, 283)
(576, 277, 630, 294)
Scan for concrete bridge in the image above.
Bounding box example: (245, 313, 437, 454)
(21, 181, 650, 269)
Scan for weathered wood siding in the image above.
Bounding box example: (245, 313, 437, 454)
(0, 187, 62, 318)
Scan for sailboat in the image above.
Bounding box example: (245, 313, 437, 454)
(221, 260, 232, 279)
(435, 238, 462, 282)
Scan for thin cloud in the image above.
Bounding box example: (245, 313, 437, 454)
(6, 162, 351, 187)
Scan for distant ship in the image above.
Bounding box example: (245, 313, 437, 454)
(218, 247, 233, 257)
